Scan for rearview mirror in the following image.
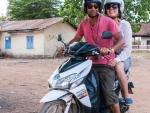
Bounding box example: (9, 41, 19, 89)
(57, 34, 62, 41)
(102, 31, 113, 39)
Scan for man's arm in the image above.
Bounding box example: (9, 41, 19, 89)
(68, 20, 84, 45)
(68, 36, 82, 45)
(100, 32, 124, 55)
(112, 32, 125, 52)
(108, 32, 125, 67)
(107, 18, 125, 53)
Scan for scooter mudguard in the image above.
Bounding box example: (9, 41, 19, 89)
(40, 90, 68, 103)
(40, 85, 91, 108)
(70, 84, 91, 107)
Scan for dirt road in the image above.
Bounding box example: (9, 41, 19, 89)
(0, 52, 150, 113)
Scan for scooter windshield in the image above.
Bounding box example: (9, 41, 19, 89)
(69, 42, 99, 57)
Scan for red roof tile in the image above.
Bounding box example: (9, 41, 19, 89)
(0, 17, 63, 31)
(134, 23, 150, 37)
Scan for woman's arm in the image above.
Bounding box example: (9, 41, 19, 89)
(115, 20, 132, 62)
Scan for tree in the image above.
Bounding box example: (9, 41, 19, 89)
(124, 0, 150, 32)
(8, 0, 62, 20)
(60, 0, 150, 32)
(0, 16, 7, 21)
(60, 0, 84, 28)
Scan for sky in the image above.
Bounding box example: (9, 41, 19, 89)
(0, 0, 9, 16)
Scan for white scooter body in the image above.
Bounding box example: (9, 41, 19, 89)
(40, 60, 92, 108)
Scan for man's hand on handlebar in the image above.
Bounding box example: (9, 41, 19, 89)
(100, 47, 114, 55)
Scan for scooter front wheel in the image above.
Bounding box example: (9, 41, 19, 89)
(39, 100, 80, 113)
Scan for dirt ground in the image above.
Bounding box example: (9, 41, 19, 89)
(0, 52, 150, 113)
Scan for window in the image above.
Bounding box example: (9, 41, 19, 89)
(26, 36, 34, 49)
(5, 36, 11, 49)
(147, 40, 150, 45)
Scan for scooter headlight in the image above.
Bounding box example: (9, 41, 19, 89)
(54, 73, 83, 89)
(70, 78, 84, 89)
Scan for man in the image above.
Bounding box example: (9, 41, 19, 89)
(68, 0, 124, 113)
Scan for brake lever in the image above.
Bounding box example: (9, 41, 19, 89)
(92, 51, 99, 56)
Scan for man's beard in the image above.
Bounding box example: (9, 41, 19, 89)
(88, 12, 99, 18)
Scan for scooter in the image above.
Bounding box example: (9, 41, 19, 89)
(39, 32, 134, 113)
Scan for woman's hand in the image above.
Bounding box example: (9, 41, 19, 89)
(108, 59, 118, 67)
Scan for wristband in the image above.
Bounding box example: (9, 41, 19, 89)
(110, 48, 115, 53)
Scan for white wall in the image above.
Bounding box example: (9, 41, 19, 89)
(141, 37, 150, 45)
(1, 31, 45, 56)
(0, 22, 76, 57)
(44, 22, 76, 57)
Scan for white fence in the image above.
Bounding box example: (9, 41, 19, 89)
(132, 45, 150, 51)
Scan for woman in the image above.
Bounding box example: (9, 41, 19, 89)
(104, 0, 133, 105)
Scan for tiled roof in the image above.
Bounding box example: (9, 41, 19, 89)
(0, 17, 63, 31)
(133, 23, 150, 37)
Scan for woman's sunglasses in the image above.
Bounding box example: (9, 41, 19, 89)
(106, 4, 118, 10)
(87, 4, 98, 9)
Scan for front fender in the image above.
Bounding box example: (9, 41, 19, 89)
(40, 90, 68, 103)
(70, 84, 91, 107)
(40, 85, 91, 108)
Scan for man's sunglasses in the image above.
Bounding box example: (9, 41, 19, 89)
(87, 4, 98, 9)
(105, 4, 118, 9)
